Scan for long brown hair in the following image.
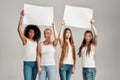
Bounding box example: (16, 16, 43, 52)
(59, 28, 76, 68)
(78, 30, 94, 57)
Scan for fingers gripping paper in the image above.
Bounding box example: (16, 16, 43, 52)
(23, 4, 54, 26)
(63, 5, 93, 29)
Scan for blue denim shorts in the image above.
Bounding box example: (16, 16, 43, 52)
(59, 64, 73, 80)
(82, 68, 96, 80)
(38, 65, 56, 80)
(23, 61, 37, 80)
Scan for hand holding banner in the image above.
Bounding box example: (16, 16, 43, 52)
(63, 5, 93, 29)
(23, 4, 54, 26)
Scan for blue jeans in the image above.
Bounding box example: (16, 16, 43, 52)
(59, 64, 73, 80)
(38, 65, 56, 80)
(23, 61, 37, 80)
(82, 68, 96, 80)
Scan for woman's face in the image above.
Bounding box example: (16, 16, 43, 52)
(85, 33, 93, 43)
(44, 29, 52, 40)
(28, 29, 35, 38)
(65, 30, 71, 39)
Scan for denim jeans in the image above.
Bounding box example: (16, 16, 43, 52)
(38, 65, 56, 80)
(59, 64, 73, 80)
(82, 68, 96, 80)
(23, 61, 37, 80)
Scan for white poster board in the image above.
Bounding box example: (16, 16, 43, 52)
(63, 5, 93, 29)
(23, 4, 54, 26)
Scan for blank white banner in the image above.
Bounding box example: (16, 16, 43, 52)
(63, 5, 93, 29)
(23, 4, 54, 26)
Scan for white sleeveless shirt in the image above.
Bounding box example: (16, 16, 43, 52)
(63, 44, 73, 65)
(81, 47, 96, 68)
(24, 39, 37, 61)
(40, 42, 56, 66)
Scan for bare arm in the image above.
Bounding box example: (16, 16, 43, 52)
(91, 19, 98, 45)
(72, 45, 76, 74)
(52, 21, 58, 47)
(59, 20, 65, 47)
(17, 10, 27, 45)
(37, 43, 42, 74)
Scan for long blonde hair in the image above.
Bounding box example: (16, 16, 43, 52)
(59, 28, 76, 68)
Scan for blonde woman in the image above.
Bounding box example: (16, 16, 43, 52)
(37, 22, 58, 80)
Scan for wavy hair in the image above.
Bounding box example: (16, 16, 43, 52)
(24, 25, 41, 42)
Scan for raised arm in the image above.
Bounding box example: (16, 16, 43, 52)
(58, 20, 65, 47)
(17, 10, 27, 45)
(90, 19, 98, 45)
(52, 21, 58, 47)
(37, 43, 42, 74)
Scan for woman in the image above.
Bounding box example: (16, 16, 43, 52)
(17, 10, 41, 80)
(37, 22, 58, 80)
(78, 19, 98, 80)
(59, 21, 76, 80)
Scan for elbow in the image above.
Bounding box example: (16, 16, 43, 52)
(17, 27, 19, 31)
(36, 56, 39, 61)
(95, 34, 98, 38)
(17, 27, 20, 32)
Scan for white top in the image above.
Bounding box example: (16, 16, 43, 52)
(24, 39, 37, 61)
(40, 42, 56, 66)
(81, 47, 96, 68)
(63, 44, 73, 65)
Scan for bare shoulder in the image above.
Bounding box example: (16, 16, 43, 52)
(91, 44, 96, 51)
(38, 42, 43, 47)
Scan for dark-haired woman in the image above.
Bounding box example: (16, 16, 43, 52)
(59, 21, 76, 80)
(17, 10, 41, 80)
(78, 19, 98, 80)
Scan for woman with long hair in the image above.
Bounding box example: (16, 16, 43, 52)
(59, 21, 76, 80)
(78, 19, 98, 80)
(37, 22, 58, 80)
(17, 10, 41, 80)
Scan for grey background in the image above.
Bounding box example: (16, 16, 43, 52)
(0, 0, 120, 80)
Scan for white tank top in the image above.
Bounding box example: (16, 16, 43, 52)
(40, 42, 56, 66)
(81, 47, 96, 68)
(63, 44, 73, 65)
(24, 39, 37, 61)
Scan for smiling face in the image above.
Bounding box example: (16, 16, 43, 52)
(28, 29, 35, 39)
(44, 28, 52, 40)
(85, 32, 93, 43)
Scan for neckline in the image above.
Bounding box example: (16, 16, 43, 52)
(43, 42, 52, 46)
(27, 39, 36, 43)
